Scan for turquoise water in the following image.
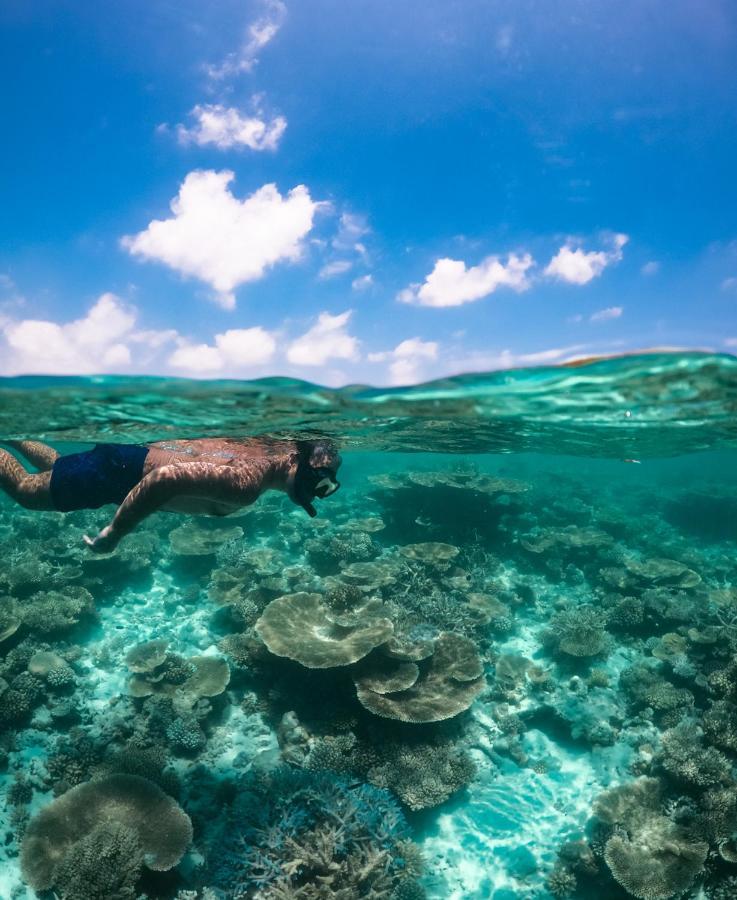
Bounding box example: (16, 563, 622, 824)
(1, 351, 736, 900)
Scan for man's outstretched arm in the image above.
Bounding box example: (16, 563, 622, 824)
(83, 461, 269, 552)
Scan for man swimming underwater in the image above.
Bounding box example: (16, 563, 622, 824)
(0, 437, 341, 553)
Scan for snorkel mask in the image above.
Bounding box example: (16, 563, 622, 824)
(292, 441, 341, 516)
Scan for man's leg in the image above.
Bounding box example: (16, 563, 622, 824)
(0, 448, 54, 510)
(5, 440, 59, 471)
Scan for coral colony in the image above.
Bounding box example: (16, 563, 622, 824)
(1, 443, 737, 899)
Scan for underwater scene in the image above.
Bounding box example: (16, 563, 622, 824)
(1, 350, 737, 900)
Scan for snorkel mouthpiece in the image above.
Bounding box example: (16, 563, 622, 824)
(314, 473, 340, 498)
(292, 440, 341, 516)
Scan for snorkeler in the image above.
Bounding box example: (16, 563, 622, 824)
(0, 438, 341, 553)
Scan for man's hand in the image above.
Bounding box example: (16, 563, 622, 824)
(83, 524, 119, 554)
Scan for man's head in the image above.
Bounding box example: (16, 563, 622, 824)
(289, 440, 342, 517)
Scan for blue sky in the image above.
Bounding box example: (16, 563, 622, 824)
(1, 0, 736, 384)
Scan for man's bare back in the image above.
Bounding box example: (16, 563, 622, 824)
(0, 437, 341, 553)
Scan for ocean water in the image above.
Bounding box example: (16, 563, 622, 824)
(0, 351, 736, 900)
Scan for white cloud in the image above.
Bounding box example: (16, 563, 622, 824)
(725, 338, 737, 348)
(352, 274, 374, 291)
(641, 260, 660, 276)
(206, 0, 286, 79)
(168, 326, 276, 374)
(721, 276, 737, 292)
(333, 213, 369, 254)
(122, 170, 320, 309)
(318, 260, 353, 279)
(129, 328, 179, 349)
(399, 253, 534, 308)
(0, 293, 138, 375)
(368, 337, 439, 385)
(317, 212, 372, 284)
(590, 306, 623, 322)
(176, 103, 286, 151)
(445, 344, 588, 374)
(545, 234, 628, 285)
(287, 311, 359, 366)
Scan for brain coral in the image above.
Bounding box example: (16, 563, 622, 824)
(355, 632, 484, 723)
(21, 774, 193, 891)
(256, 592, 394, 668)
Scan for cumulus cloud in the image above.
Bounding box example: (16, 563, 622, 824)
(352, 274, 373, 291)
(122, 170, 320, 309)
(545, 234, 628, 285)
(316, 212, 371, 284)
(398, 253, 534, 308)
(445, 344, 587, 374)
(368, 337, 439, 385)
(332, 213, 369, 255)
(168, 326, 276, 374)
(0, 293, 139, 375)
(175, 103, 286, 151)
(206, 0, 286, 79)
(318, 260, 353, 279)
(590, 306, 623, 322)
(286, 311, 359, 366)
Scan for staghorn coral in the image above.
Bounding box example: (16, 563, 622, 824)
(208, 767, 422, 899)
(365, 740, 476, 810)
(657, 722, 732, 789)
(20, 585, 95, 634)
(703, 700, 737, 752)
(544, 605, 611, 658)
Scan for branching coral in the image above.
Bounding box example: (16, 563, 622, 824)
(657, 722, 732, 789)
(544, 606, 611, 658)
(20, 585, 95, 634)
(364, 740, 476, 810)
(208, 767, 422, 899)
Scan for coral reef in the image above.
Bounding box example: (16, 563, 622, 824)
(2, 434, 736, 900)
(207, 767, 423, 899)
(21, 774, 192, 891)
